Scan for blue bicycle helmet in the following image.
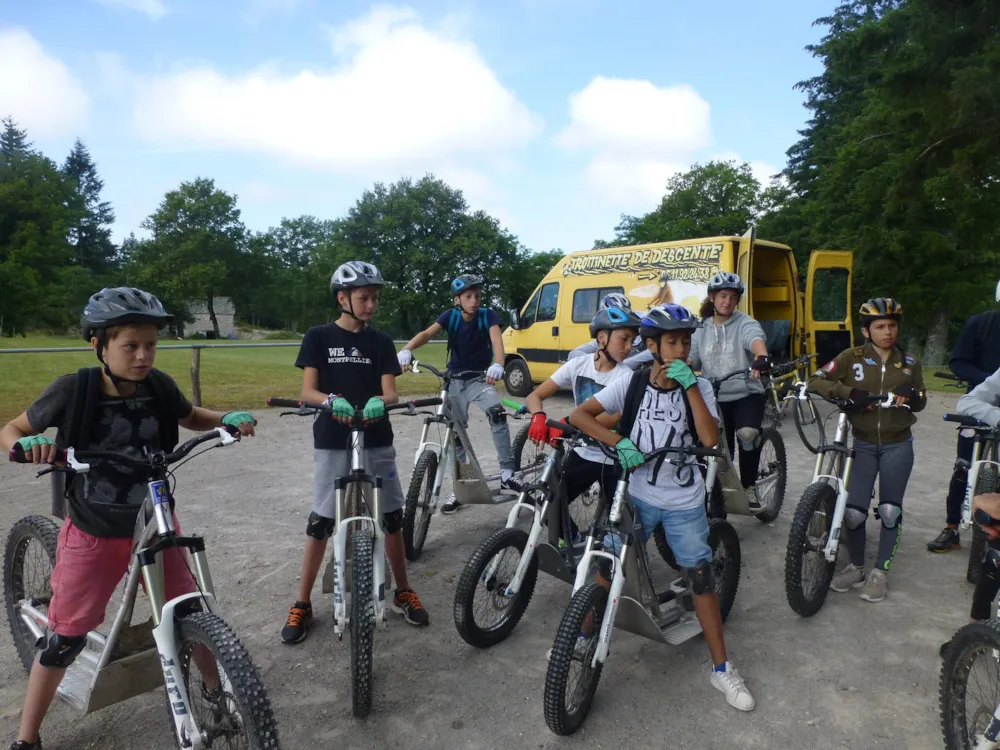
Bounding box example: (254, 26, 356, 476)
(451, 274, 484, 295)
(638, 303, 699, 339)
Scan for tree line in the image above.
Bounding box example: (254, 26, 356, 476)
(2, 0, 997, 357)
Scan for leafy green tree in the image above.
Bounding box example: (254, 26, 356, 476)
(125, 178, 247, 337)
(613, 161, 762, 246)
(63, 139, 117, 274)
(337, 175, 526, 336)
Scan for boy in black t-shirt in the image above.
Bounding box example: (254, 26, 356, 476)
(0, 288, 257, 750)
(397, 273, 519, 514)
(281, 261, 429, 645)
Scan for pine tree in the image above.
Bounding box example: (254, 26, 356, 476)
(63, 139, 117, 272)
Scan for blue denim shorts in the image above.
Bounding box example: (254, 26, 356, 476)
(605, 497, 712, 569)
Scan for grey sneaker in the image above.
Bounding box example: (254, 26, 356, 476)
(746, 486, 761, 509)
(860, 568, 888, 602)
(830, 563, 865, 592)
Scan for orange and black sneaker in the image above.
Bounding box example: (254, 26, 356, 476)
(392, 589, 429, 626)
(281, 601, 313, 644)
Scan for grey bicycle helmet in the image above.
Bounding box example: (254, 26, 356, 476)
(638, 303, 699, 339)
(589, 306, 642, 338)
(707, 271, 745, 295)
(330, 261, 385, 294)
(451, 274, 484, 295)
(598, 292, 631, 312)
(80, 287, 173, 341)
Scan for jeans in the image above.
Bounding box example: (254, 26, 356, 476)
(447, 377, 515, 471)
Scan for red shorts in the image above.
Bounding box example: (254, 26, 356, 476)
(47, 519, 197, 637)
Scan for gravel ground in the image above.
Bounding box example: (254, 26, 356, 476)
(0, 390, 977, 749)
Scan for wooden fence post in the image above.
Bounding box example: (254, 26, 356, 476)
(190, 346, 202, 407)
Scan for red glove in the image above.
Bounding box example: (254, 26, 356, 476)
(547, 417, 568, 446)
(528, 412, 549, 444)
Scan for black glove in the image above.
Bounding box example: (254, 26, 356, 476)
(895, 384, 917, 399)
(751, 355, 770, 372)
(848, 389, 870, 408)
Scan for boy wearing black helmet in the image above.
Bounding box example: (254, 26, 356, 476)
(281, 261, 429, 645)
(809, 297, 926, 603)
(397, 273, 520, 514)
(570, 303, 756, 712)
(523, 305, 642, 538)
(0, 288, 257, 750)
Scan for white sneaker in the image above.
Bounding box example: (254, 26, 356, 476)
(710, 662, 756, 711)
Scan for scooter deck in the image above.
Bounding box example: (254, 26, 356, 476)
(57, 645, 163, 713)
(615, 595, 704, 646)
(535, 541, 585, 584)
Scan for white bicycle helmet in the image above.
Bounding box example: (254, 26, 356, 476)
(707, 271, 745, 295)
(330, 261, 385, 295)
(598, 292, 631, 312)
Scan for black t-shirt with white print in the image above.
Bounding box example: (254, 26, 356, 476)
(25, 373, 193, 538)
(294, 322, 402, 450)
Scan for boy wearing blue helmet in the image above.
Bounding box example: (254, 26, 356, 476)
(398, 274, 520, 513)
(571, 302, 756, 712)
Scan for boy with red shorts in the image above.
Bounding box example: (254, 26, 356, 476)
(0, 288, 257, 750)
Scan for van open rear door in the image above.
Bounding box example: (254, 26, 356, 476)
(805, 250, 854, 368)
(736, 226, 755, 311)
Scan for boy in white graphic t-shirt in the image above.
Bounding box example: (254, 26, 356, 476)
(524, 306, 642, 540)
(570, 302, 756, 713)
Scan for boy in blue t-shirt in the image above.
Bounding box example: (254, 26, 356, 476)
(398, 273, 520, 513)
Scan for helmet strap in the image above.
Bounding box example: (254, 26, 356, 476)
(94, 332, 142, 403)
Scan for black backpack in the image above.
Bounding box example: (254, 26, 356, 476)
(615, 365, 697, 444)
(51, 367, 182, 516)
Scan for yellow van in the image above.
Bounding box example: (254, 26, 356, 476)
(500, 228, 853, 396)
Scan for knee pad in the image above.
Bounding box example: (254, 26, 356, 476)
(735, 427, 761, 451)
(37, 633, 86, 668)
(876, 503, 902, 529)
(953, 457, 970, 480)
(306, 511, 335, 541)
(685, 559, 715, 595)
(383, 508, 403, 534)
(486, 404, 507, 426)
(844, 506, 868, 531)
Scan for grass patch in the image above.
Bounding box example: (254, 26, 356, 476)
(0, 336, 451, 423)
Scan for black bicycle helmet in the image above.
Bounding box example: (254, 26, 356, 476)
(859, 297, 903, 327)
(638, 303, 699, 340)
(451, 274, 484, 295)
(589, 306, 642, 338)
(80, 287, 173, 341)
(707, 271, 745, 295)
(330, 261, 385, 294)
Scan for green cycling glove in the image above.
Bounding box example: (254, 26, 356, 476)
(615, 437, 645, 470)
(16, 435, 55, 451)
(363, 397, 386, 420)
(667, 359, 697, 390)
(221, 411, 255, 429)
(327, 395, 354, 421)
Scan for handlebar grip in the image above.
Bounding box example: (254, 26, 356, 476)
(943, 413, 984, 427)
(545, 419, 575, 435)
(9, 445, 67, 464)
(974, 508, 996, 526)
(406, 398, 444, 408)
(689, 446, 726, 458)
(267, 397, 303, 408)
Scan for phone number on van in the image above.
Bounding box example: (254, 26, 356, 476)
(561, 243, 723, 279)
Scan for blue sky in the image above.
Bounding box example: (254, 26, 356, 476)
(0, 0, 835, 255)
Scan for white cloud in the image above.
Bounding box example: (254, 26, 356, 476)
(93, 0, 167, 21)
(0, 28, 90, 138)
(129, 5, 542, 171)
(558, 76, 711, 206)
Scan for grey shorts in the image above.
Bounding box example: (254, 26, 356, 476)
(313, 446, 405, 518)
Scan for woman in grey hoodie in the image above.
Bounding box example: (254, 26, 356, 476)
(692, 272, 771, 504)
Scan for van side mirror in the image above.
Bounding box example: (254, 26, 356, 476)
(508, 308, 521, 330)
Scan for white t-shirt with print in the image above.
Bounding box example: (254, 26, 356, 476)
(595, 376, 719, 511)
(550, 355, 632, 464)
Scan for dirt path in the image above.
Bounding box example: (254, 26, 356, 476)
(0, 391, 974, 749)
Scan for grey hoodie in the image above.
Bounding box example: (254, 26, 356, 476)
(956, 366, 1000, 426)
(690, 311, 766, 402)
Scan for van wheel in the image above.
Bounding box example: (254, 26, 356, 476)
(504, 359, 532, 397)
